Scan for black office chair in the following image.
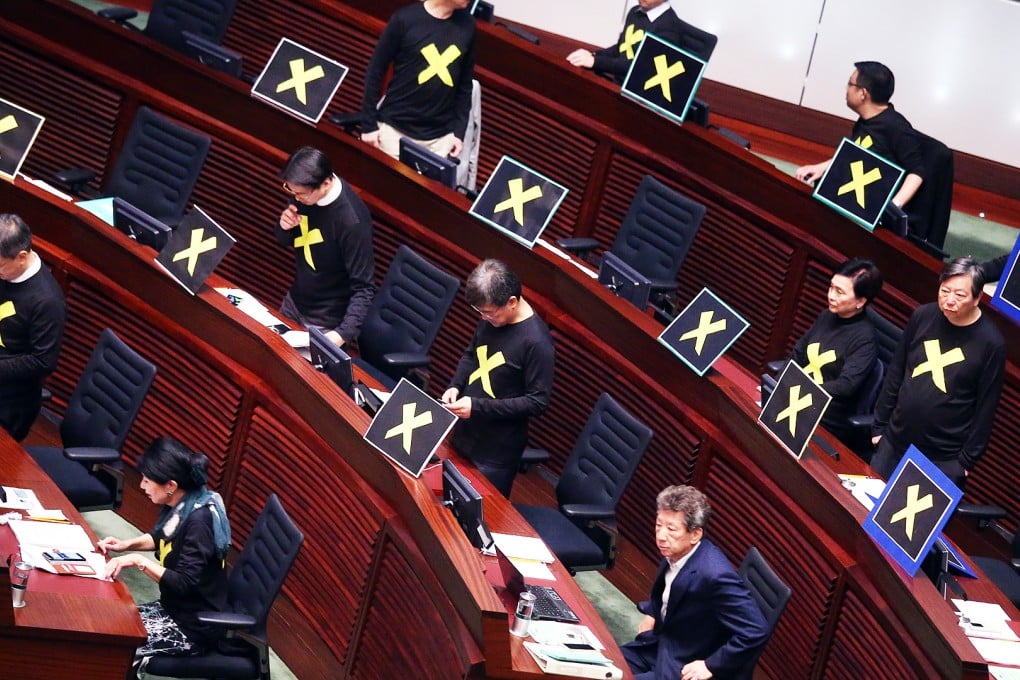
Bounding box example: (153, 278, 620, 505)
(675, 18, 718, 61)
(558, 175, 706, 317)
(514, 393, 653, 573)
(955, 502, 1020, 608)
(354, 245, 460, 390)
(880, 132, 953, 260)
(846, 307, 904, 441)
(97, 0, 239, 55)
(145, 493, 305, 680)
(54, 106, 211, 226)
(737, 547, 792, 678)
(28, 328, 157, 511)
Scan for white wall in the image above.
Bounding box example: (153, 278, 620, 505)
(495, 0, 1020, 168)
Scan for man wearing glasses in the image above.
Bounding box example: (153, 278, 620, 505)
(275, 146, 375, 347)
(795, 61, 925, 210)
(442, 259, 555, 497)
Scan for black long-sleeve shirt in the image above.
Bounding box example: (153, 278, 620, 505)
(851, 104, 925, 178)
(361, 3, 476, 140)
(872, 303, 1005, 469)
(448, 314, 554, 466)
(0, 262, 66, 398)
(593, 4, 689, 81)
(275, 181, 375, 341)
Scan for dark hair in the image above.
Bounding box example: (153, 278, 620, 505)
(835, 257, 883, 304)
(0, 214, 33, 259)
(656, 485, 711, 531)
(137, 436, 209, 492)
(280, 146, 333, 188)
(465, 259, 522, 307)
(853, 61, 895, 104)
(940, 256, 983, 298)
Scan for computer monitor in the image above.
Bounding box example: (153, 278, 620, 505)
(111, 197, 172, 251)
(921, 538, 951, 598)
(308, 326, 354, 397)
(181, 31, 244, 78)
(598, 252, 652, 310)
(442, 460, 494, 550)
(399, 138, 458, 190)
(470, 0, 494, 21)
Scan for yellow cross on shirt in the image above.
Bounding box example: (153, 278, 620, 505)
(468, 345, 506, 398)
(803, 342, 837, 384)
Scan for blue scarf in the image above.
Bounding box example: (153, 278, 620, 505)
(153, 487, 232, 560)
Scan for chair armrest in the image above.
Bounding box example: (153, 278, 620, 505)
(52, 167, 98, 195)
(97, 7, 138, 22)
(847, 414, 875, 428)
(766, 359, 787, 374)
(64, 447, 121, 464)
(556, 237, 599, 255)
(328, 112, 368, 134)
(382, 352, 429, 369)
(649, 280, 676, 293)
(955, 502, 1008, 522)
(195, 611, 257, 630)
(560, 504, 615, 521)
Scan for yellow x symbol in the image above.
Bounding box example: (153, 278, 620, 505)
(776, 385, 813, 436)
(803, 342, 837, 384)
(0, 115, 17, 158)
(468, 345, 506, 398)
(889, 483, 934, 540)
(277, 58, 325, 105)
(293, 216, 324, 270)
(678, 311, 726, 356)
(618, 24, 645, 60)
(172, 228, 218, 276)
(0, 301, 15, 348)
(911, 339, 964, 393)
(854, 134, 874, 150)
(837, 160, 882, 208)
(158, 539, 173, 566)
(385, 402, 434, 455)
(419, 43, 461, 87)
(644, 54, 686, 102)
(494, 178, 543, 227)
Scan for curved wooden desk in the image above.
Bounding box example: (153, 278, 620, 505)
(1, 4, 1019, 677)
(0, 432, 146, 678)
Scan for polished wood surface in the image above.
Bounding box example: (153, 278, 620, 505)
(0, 432, 146, 679)
(2, 2, 1020, 677)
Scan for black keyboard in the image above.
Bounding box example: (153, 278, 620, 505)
(526, 584, 580, 623)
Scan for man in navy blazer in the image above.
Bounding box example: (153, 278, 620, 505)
(622, 485, 769, 680)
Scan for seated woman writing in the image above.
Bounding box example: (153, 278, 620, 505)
(99, 436, 231, 676)
(787, 258, 883, 452)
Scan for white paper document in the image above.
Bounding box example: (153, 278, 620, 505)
(970, 637, 1020, 666)
(492, 533, 555, 563)
(527, 621, 604, 650)
(0, 486, 43, 511)
(10, 518, 96, 553)
(510, 556, 555, 581)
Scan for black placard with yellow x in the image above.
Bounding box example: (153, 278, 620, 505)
(251, 38, 349, 124)
(155, 206, 235, 295)
(813, 137, 905, 231)
(620, 32, 707, 125)
(0, 97, 45, 182)
(657, 287, 749, 377)
(364, 378, 458, 478)
(758, 360, 831, 460)
(469, 155, 568, 248)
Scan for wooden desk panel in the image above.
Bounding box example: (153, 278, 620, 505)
(0, 434, 146, 679)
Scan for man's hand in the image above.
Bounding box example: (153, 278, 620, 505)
(566, 49, 595, 69)
(794, 162, 828, 184)
(445, 396, 472, 419)
(681, 659, 713, 680)
(279, 204, 301, 231)
(449, 137, 464, 158)
(441, 387, 459, 404)
(325, 330, 344, 347)
(871, 435, 881, 447)
(360, 129, 382, 149)
(636, 614, 655, 635)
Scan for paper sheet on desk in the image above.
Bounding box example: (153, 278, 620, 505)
(990, 665, 1020, 680)
(491, 532, 555, 563)
(838, 475, 886, 510)
(527, 621, 604, 649)
(1, 486, 43, 511)
(18, 545, 108, 580)
(510, 557, 555, 580)
(970, 638, 1020, 666)
(9, 518, 95, 553)
(216, 287, 290, 328)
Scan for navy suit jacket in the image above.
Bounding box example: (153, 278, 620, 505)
(624, 539, 769, 679)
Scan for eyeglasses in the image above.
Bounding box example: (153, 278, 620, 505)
(281, 182, 316, 199)
(471, 304, 498, 321)
(847, 80, 862, 89)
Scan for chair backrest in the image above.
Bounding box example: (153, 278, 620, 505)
(675, 19, 718, 61)
(853, 357, 885, 417)
(906, 131, 954, 249)
(610, 175, 706, 287)
(61, 328, 157, 451)
(105, 106, 211, 223)
(358, 246, 460, 382)
(455, 79, 482, 193)
(145, 0, 239, 52)
(865, 306, 903, 368)
(738, 547, 792, 676)
(556, 393, 653, 510)
(227, 494, 304, 640)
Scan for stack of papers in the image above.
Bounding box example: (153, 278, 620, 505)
(9, 518, 107, 579)
(0, 487, 43, 511)
(954, 600, 1020, 666)
(838, 474, 886, 510)
(523, 642, 621, 679)
(492, 533, 555, 580)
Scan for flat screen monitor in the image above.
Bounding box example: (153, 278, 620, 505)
(598, 252, 652, 310)
(111, 197, 172, 251)
(442, 460, 493, 550)
(921, 538, 951, 598)
(181, 31, 244, 78)
(399, 137, 458, 189)
(308, 326, 354, 397)
(470, 0, 494, 21)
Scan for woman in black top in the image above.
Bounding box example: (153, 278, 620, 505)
(99, 436, 231, 674)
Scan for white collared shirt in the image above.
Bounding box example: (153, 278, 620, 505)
(660, 540, 700, 621)
(316, 174, 343, 206)
(643, 1, 673, 23)
(10, 251, 42, 284)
